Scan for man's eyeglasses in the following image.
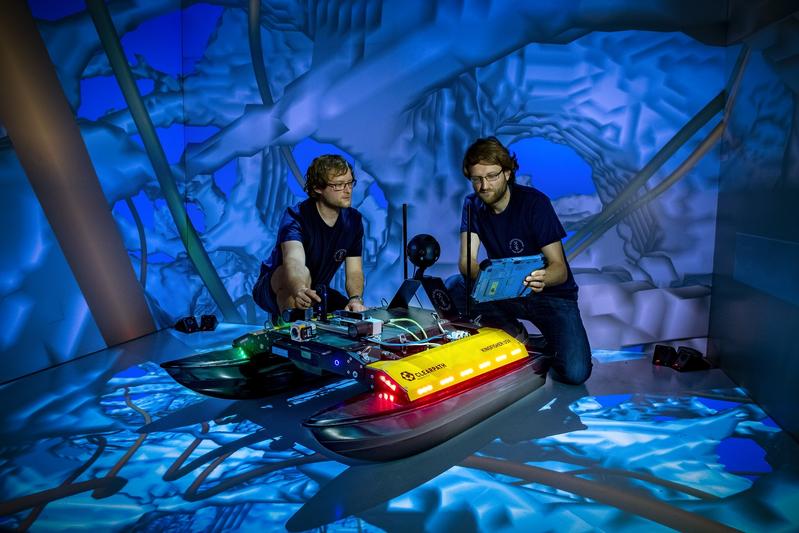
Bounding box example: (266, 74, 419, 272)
(326, 179, 357, 191)
(468, 169, 504, 186)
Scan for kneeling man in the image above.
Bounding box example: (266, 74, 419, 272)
(253, 155, 367, 320)
(448, 137, 592, 385)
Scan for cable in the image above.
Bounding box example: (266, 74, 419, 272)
(374, 340, 440, 348)
(365, 333, 445, 344)
(411, 333, 446, 343)
(386, 323, 420, 341)
(430, 312, 447, 334)
(388, 318, 427, 337)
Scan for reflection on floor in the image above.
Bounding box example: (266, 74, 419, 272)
(1, 325, 798, 531)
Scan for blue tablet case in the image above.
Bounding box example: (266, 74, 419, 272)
(471, 254, 546, 303)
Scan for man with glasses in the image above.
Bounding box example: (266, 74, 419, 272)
(446, 137, 592, 385)
(253, 154, 367, 320)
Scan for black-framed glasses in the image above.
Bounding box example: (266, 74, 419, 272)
(468, 169, 504, 186)
(326, 179, 357, 191)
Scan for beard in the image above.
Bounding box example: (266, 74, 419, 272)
(318, 192, 351, 210)
(478, 179, 510, 206)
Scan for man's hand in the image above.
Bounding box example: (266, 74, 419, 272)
(345, 295, 366, 312)
(345, 299, 367, 312)
(289, 287, 321, 309)
(524, 269, 546, 293)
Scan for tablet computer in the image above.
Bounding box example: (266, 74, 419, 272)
(471, 254, 546, 303)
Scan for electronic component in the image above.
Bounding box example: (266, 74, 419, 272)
(232, 329, 271, 354)
(334, 309, 367, 321)
(348, 321, 372, 338)
(290, 321, 317, 342)
(368, 318, 384, 335)
(446, 330, 470, 341)
(282, 307, 313, 323)
(313, 284, 328, 319)
(347, 318, 384, 338)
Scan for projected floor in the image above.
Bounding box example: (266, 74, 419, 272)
(1, 325, 797, 531)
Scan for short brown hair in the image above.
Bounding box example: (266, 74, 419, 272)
(462, 136, 518, 185)
(304, 155, 354, 198)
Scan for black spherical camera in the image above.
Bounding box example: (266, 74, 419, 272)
(407, 234, 440, 279)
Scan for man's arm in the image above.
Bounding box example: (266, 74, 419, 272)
(343, 256, 366, 311)
(524, 240, 568, 292)
(278, 240, 321, 308)
(458, 231, 482, 280)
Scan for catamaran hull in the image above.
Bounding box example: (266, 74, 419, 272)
(161, 348, 305, 399)
(303, 357, 546, 462)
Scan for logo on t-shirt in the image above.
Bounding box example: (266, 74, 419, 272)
(509, 238, 525, 254)
(334, 248, 347, 262)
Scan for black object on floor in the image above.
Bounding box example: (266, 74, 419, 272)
(174, 315, 199, 333)
(174, 314, 218, 333)
(672, 346, 712, 371)
(652, 344, 711, 371)
(652, 344, 678, 367)
(199, 314, 218, 331)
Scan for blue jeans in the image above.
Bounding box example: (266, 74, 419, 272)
(445, 274, 592, 385)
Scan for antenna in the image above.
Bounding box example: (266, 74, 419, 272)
(402, 203, 408, 280)
(466, 203, 472, 319)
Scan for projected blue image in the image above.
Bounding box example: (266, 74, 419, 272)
(1, 346, 796, 532)
(2, 0, 798, 380)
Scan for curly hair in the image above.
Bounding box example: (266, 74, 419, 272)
(304, 154, 355, 198)
(462, 136, 519, 185)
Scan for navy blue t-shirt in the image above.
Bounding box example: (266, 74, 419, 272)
(460, 185, 578, 299)
(263, 198, 364, 287)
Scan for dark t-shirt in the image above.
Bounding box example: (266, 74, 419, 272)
(263, 198, 364, 287)
(460, 184, 578, 299)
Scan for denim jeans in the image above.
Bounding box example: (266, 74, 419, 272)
(445, 274, 592, 385)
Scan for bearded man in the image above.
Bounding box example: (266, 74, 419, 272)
(447, 137, 592, 385)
